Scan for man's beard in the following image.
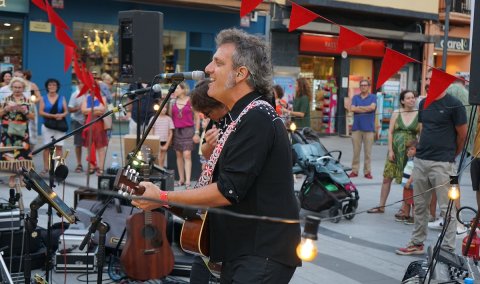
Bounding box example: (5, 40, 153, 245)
(225, 71, 237, 89)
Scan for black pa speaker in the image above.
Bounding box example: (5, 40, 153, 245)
(469, 0, 480, 105)
(118, 10, 163, 83)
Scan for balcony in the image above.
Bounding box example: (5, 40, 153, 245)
(439, 0, 471, 25)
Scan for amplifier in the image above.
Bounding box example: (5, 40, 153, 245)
(0, 208, 22, 232)
(55, 246, 97, 272)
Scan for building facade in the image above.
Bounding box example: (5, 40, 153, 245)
(0, 0, 268, 96)
(270, 0, 438, 135)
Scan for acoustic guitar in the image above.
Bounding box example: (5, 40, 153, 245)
(119, 168, 174, 281)
(114, 166, 221, 277)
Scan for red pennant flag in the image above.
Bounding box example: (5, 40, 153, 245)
(376, 48, 415, 90)
(289, 2, 319, 32)
(55, 28, 77, 48)
(77, 84, 90, 98)
(31, 0, 47, 11)
(240, 0, 263, 18)
(73, 54, 85, 84)
(64, 46, 74, 72)
(337, 26, 368, 52)
(87, 72, 104, 105)
(46, 1, 69, 30)
(423, 68, 458, 109)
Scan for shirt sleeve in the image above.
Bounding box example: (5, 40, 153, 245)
(452, 99, 467, 126)
(216, 109, 274, 204)
(418, 100, 424, 123)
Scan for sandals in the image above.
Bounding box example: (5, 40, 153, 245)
(75, 164, 83, 173)
(96, 169, 104, 176)
(395, 209, 405, 218)
(40, 170, 49, 177)
(367, 207, 385, 214)
(88, 167, 97, 175)
(185, 183, 192, 190)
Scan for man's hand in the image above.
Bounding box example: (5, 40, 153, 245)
(205, 126, 220, 148)
(131, 181, 164, 211)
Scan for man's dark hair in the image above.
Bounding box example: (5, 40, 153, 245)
(190, 79, 223, 113)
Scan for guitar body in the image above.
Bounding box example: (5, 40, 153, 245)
(179, 211, 210, 256)
(121, 211, 174, 280)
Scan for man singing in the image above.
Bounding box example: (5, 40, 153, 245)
(133, 28, 301, 283)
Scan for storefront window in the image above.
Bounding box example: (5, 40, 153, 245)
(0, 18, 23, 72)
(73, 22, 118, 79)
(163, 30, 186, 73)
(72, 23, 187, 82)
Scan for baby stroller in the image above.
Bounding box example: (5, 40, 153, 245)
(292, 128, 359, 223)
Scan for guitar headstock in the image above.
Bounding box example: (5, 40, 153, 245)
(114, 166, 146, 197)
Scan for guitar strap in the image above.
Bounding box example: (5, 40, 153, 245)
(195, 99, 274, 188)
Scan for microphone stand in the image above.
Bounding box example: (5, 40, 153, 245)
(23, 193, 45, 284)
(126, 80, 180, 166)
(30, 97, 141, 281)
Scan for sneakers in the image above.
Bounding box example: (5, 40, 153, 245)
(428, 219, 443, 230)
(348, 172, 358, 178)
(395, 215, 407, 222)
(364, 173, 373, 179)
(396, 243, 425, 255)
(404, 217, 414, 225)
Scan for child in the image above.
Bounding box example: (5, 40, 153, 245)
(152, 99, 174, 168)
(396, 139, 417, 225)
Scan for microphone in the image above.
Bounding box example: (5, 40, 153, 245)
(158, 71, 205, 81)
(54, 150, 69, 183)
(126, 84, 162, 95)
(8, 188, 15, 206)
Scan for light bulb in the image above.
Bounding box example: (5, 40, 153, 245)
(153, 104, 160, 111)
(30, 94, 37, 103)
(290, 122, 297, 132)
(296, 238, 318, 261)
(448, 175, 460, 200)
(448, 184, 460, 200)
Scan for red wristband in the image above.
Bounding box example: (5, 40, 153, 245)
(159, 191, 168, 203)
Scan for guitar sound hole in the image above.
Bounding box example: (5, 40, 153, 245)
(142, 225, 157, 239)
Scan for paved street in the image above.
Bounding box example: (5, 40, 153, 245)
(2, 134, 476, 283)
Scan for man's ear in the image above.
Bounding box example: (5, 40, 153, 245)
(236, 66, 249, 82)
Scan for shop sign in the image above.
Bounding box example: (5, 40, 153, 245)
(0, 0, 29, 13)
(434, 37, 470, 52)
(30, 21, 52, 33)
(300, 34, 385, 58)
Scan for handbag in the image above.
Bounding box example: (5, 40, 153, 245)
(76, 199, 140, 248)
(44, 118, 68, 132)
(44, 95, 68, 132)
(7, 122, 27, 137)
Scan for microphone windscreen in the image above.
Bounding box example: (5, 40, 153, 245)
(54, 165, 69, 183)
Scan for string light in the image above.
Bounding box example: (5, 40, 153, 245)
(290, 122, 297, 132)
(30, 94, 37, 103)
(448, 175, 460, 200)
(296, 215, 320, 261)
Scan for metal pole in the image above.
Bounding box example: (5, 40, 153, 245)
(441, 0, 452, 70)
